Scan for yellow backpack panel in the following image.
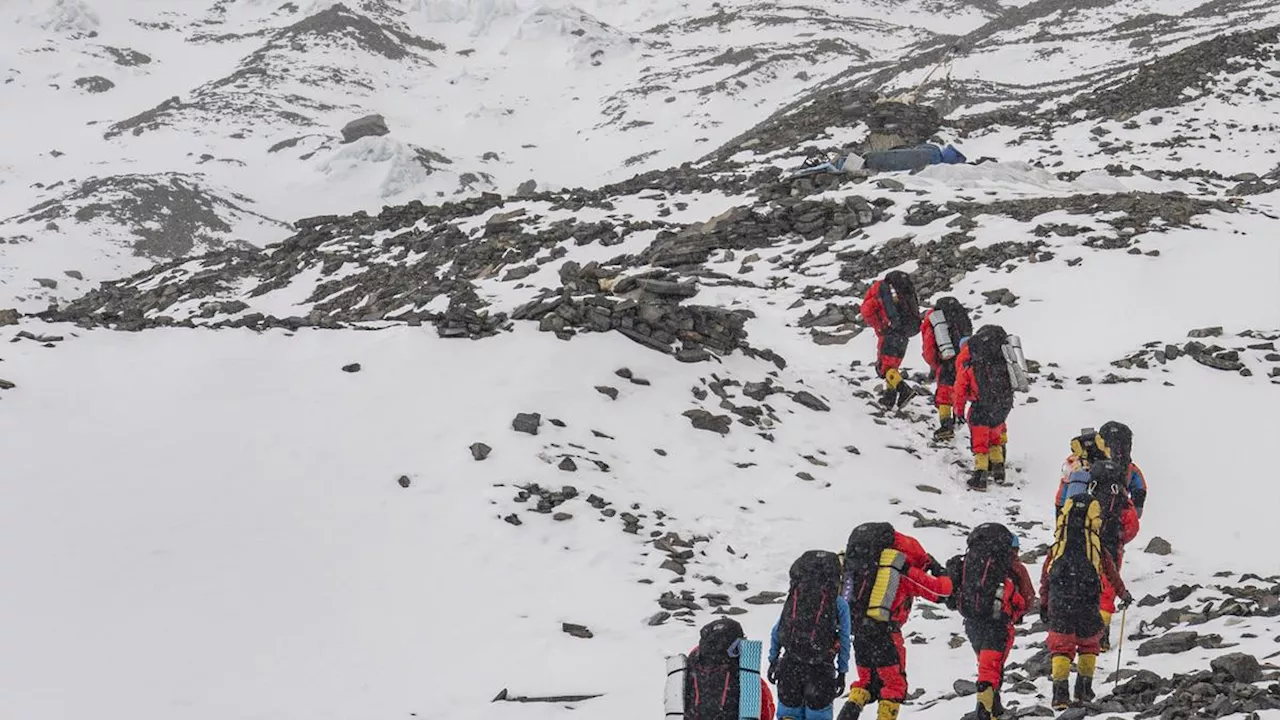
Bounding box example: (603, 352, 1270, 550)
(866, 548, 907, 622)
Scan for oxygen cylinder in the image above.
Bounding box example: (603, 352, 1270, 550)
(664, 654, 687, 718)
(1002, 335, 1029, 392)
(929, 310, 956, 360)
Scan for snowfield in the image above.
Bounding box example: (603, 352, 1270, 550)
(0, 226, 1276, 718)
(1, 0, 1279, 719)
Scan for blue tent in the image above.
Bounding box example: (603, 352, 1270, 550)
(864, 144, 966, 172)
(940, 145, 966, 163)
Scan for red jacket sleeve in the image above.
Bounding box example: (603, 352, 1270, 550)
(921, 311, 939, 370)
(1007, 581, 1027, 621)
(759, 680, 775, 720)
(954, 353, 974, 417)
(1011, 560, 1036, 617)
(1120, 505, 1140, 545)
(1101, 552, 1127, 598)
(860, 283, 886, 334)
(902, 565, 952, 602)
(893, 533, 930, 569)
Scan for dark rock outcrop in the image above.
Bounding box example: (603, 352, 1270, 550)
(341, 113, 390, 143)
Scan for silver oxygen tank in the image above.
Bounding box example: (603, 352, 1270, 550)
(1003, 334, 1029, 392)
(929, 310, 956, 360)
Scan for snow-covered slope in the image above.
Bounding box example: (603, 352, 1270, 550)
(2, 182, 1277, 718)
(1, 1, 1279, 718)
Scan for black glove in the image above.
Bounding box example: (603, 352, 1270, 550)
(835, 672, 846, 695)
(927, 555, 945, 576)
(768, 662, 779, 685)
(1121, 591, 1133, 609)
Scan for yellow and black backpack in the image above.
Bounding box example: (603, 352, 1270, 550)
(841, 522, 904, 623)
(1046, 493, 1105, 604)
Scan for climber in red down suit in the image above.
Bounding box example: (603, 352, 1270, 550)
(860, 271, 921, 409)
(920, 296, 973, 442)
(954, 324, 1015, 491)
(837, 524, 952, 720)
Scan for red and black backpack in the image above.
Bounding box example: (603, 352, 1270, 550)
(685, 619, 744, 720)
(955, 523, 1015, 621)
(776, 550, 842, 665)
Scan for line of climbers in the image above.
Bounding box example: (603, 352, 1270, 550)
(860, 271, 1028, 491)
(666, 428, 1149, 719)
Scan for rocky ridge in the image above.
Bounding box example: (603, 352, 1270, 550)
(1, 173, 287, 259)
(704, 6, 1279, 162)
(32, 159, 1251, 369)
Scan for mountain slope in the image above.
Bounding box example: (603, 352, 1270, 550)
(1, 1, 1279, 719)
(704, 0, 1280, 160)
(0, 0, 1007, 307)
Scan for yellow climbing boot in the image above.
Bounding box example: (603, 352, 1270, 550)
(885, 367, 902, 388)
(976, 685, 996, 720)
(876, 700, 901, 720)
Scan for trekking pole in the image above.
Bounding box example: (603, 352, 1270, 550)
(1112, 607, 1127, 686)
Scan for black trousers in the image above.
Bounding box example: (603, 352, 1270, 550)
(936, 360, 957, 386)
(778, 658, 838, 711)
(1048, 600, 1104, 639)
(968, 402, 1011, 428)
(852, 622, 900, 668)
(880, 331, 910, 360)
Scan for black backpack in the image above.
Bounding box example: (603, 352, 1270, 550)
(1088, 459, 1129, 558)
(776, 550, 842, 665)
(966, 324, 1014, 413)
(956, 523, 1015, 621)
(842, 522, 897, 620)
(685, 619, 744, 720)
(1047, 493, 1103, 606)
(881, 271, 922, 332)
(1098, 421, 1134, 467)
(934, 296, 972, 351)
